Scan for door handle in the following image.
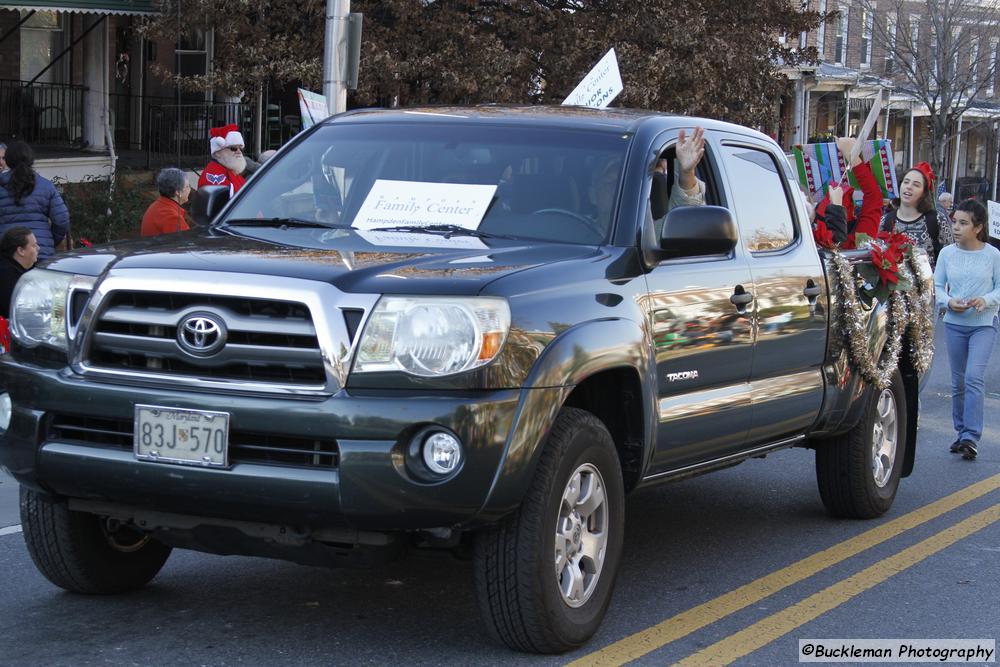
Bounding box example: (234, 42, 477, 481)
(730, 286, 753, 310)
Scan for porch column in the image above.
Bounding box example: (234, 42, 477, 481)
(82, 15, 107, 151)
(791, 79, 804, 146)
(950, 113, 963, 196)
(844, 88, 851, 136)
(908, 103, 915, 167)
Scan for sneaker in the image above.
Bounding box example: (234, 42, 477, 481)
(957, 441, 978, 460)
(949, 439, 962, 453)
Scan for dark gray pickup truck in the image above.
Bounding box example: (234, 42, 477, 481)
(0, 107, 933, 653)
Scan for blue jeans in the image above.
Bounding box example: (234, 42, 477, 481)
(944, 319, 999, 445)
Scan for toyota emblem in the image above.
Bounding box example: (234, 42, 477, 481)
(177, 312, 227, 356)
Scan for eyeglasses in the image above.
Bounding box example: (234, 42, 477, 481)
(227, 146, 243, 153)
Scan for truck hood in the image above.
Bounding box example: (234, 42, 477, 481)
(41, 228, 602, 295)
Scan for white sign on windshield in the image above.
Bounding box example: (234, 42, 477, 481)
(353, 180, 498, 231)
(989, 200, 1000, 241)
(562, 48, 623, 109)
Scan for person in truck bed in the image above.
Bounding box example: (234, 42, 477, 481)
(812, 137, 884, 246)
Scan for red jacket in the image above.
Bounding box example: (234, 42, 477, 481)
(141, 196, 191, 237)
(197, 160, 246, 196)
(849, 160, 883, 238)
(814, 160, 883, 245)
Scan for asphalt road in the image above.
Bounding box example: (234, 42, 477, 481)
(1, 323, 998, 666)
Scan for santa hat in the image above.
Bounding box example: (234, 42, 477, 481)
(209, 123, 245, 154)
(911, 161, 935, 188)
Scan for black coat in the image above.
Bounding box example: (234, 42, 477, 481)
(0, 255, 27, 319)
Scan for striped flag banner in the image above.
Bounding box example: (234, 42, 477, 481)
(793, 139, 898, 204)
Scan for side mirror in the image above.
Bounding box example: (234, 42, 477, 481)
(660, 205, 738, 258)
(190, 186, 230, 226)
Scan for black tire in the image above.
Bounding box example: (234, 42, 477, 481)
(473, 407, 625, 653)
(20, 487, 172, 594)
(816, 370, 907, 519)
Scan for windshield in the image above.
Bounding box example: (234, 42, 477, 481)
(222, 122, 631, 245)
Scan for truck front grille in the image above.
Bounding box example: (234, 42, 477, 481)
(84, 291, 326, 386)
(49, 414, 339, 469)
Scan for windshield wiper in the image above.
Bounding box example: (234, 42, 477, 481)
(217, 217, 347, 230)
(371, 224, 498, 239)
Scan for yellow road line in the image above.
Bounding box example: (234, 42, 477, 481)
(679, 502, 1000, 666)
(567, 473, 1000, 667)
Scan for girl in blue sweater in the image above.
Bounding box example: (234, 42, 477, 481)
(934, 199, 1000, 460)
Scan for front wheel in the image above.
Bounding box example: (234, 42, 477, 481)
(20, 487, 172, 594)
(815, 370, 907, 518)
(474, 407, 625, 653)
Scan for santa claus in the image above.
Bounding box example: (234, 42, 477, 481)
(198, 124, 247, 195)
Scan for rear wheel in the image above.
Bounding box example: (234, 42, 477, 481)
(816, 370, 907, 518)
(20, 487, 172, 594)
(474, 407, 625, 653)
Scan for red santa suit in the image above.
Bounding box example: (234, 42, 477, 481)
(198, 123, 247, 196)
(198, 160, 246, 196)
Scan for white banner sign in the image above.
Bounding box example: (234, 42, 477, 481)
(297, 88, 328, 130)
(353, 180, 498, 231)
(988, 199, 1000, 240)
(562, 48, 623, 109)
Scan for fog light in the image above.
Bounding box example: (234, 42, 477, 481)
(0, 393, 11, 431)
(422, 431, 463, 475)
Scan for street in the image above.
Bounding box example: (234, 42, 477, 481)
(1, 323, 998, 666)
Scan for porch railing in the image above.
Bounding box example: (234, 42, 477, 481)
(108, 92, 176, 152)
(146, 102, 253, 170)
(0, 79, 85, 146)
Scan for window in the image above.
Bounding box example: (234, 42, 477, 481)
(817, 0, 827, 56)
(835, 6, 849, 65)
(909, 16, 920, 68)
(176, 29, 211, 103)
(649, 142, 718, 234)
(797, 0, 808, 49)
(950, 27, 962, 79)
(19, 11, 65, 83)
(989, 38, 998, 97)
(223, 123, 632, 246)
(885, 15, 897, 74)
(860, 10, 873, 66)
(969, 36, 980, 91)
(721, 145, 796, 253)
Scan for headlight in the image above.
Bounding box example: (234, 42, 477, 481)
(10, 269, 73, 351)
(354, 296, 510, 377)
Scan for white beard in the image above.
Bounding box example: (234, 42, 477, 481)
(214, 150, 247, 174)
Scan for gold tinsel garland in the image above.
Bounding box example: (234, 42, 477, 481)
(899, 254, 935, 374)
(829, 249, 933, 390)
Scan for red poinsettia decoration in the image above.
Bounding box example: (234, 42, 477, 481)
(854, 231, 916, 303)
(870, 245, 900, 285)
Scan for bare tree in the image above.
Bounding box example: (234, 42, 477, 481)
(139, 0, 326, 153)
(141, 0, 825, 133)
(856, 0, 1000, 177)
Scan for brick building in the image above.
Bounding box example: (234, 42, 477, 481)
(778, 0, 1000, 201)
(0, 1, 240, 181)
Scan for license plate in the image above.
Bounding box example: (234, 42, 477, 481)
(134, 405, 230, 468)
